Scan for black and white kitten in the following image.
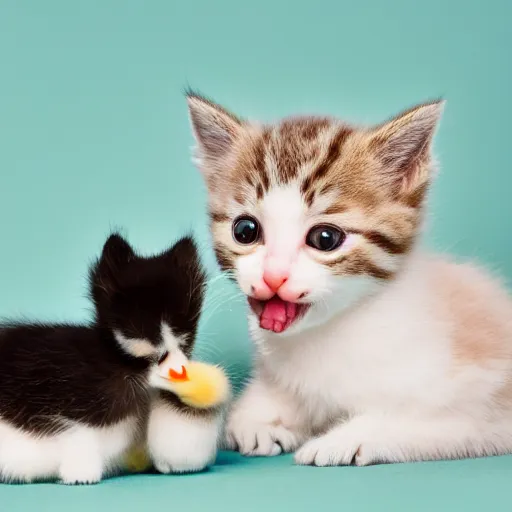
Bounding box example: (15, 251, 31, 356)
(0, 233, 221, 484)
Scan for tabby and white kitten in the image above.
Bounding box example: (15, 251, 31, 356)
(0, 233, 222, 483)
(187, 92, 512, 466)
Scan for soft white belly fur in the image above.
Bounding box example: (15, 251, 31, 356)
(0, 417, 137, 484)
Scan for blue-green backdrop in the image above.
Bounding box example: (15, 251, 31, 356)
(1, 0, 512, 385)
(1, 1, 512, 511)
(1, 0, 511, 388)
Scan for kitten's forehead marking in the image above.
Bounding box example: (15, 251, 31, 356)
(264, 121, 351, 186)
(113, 330, 157, 358)
(160, 322, 187, 352)
(259, 184, 308, 257)
(231, 121, 352, 214)
(262, 184, 305, 221)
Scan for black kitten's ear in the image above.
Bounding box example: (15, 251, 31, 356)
(90, 233, 135, 302)
(101, 233, 135, 269)
(165, 236, 199, 263)
(164, 236, 206, 289)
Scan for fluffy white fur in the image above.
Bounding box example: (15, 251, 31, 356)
(0, 320, 222, 483)
(0, 416, 137, 483)
(226, 237, 512, 464)
(146, 325, 225, 474)
(148, 402, 223, 473)
(188, 95, 512, 465)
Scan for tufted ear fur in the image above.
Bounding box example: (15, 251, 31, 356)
(160, 235, 204, 288)
(89, 233, 135, 308)
(368, 100, 444, 199)
(186, 91, 243, 175)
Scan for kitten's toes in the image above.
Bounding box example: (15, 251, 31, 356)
(153, 455, 212, 474)
(248, 425, 299, 456)
(353, 445, 373, 466)
(59, 459, 103, 485)
(294, 432, 360, 467)
(153, 460, 172, 475)
(227, 420, 300, 456)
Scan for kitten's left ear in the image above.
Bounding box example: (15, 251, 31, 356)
(96, 234, 135, 290)
(369, 99, 444, 199)
(101, 234, 135, 270)
(186, 91, 243, 175)
(90, 234, 135, 306)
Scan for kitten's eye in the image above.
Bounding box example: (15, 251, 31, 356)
(306, 225, 346, 252)
(157, 351, 168, 365)
(233, 216, 261, 245)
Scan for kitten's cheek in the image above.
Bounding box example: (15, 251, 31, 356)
(236, 255, 265, 297)
(236, 279, 252, 297)
(250, 283, 275, 301)
(275, 285, 310, 303)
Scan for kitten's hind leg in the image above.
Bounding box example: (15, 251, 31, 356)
(147, 394, 223, 474)
(0, 419, 62, 483)
(0, 418, 134, 484)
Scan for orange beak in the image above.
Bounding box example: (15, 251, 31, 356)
(168, 365, 188, 382)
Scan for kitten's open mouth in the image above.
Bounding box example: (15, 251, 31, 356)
(248, 296, 310, 334)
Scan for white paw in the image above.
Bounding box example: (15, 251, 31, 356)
(352, 443, 380, 466)
(148, 404, 221, 474)
(58, 428, 105, 484)
(294, 417, 387, 467)
(226, 419, 301, 456)
(59, 458, 102, 485)
(152, 446, 215, 474)
(294, 430, 361, 466)
(152, 446, 216, 475)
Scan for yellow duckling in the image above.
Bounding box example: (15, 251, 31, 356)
(163, 360, 230, 409)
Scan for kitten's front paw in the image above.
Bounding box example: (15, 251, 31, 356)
(152, 445, 215, 475)
(294, 432, 361, 466)
(294, 418, 379, 467)
(152, 458, 210, 475)
(59, 458, 102, 485)
(226, 418, 301, 456)
(148, 404, 221, 474)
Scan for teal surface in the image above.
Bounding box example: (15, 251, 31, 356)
(3, 453, 512, 512)
(1, 0, 512, 510)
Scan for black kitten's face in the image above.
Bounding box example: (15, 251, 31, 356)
(90, 234, 206, 360)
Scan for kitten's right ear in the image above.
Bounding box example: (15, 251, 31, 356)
(186, 91, 243, 174)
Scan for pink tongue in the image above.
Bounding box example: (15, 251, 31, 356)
(260, 297, 297, 333)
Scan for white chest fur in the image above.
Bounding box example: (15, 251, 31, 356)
(256, 257, 500, 431)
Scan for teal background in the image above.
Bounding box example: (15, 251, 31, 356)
(1, 0, 512, 510)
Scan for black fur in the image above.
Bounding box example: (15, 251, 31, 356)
(0, 233, 206, 436)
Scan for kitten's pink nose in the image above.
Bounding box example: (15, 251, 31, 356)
(263, 270, 288, 292)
